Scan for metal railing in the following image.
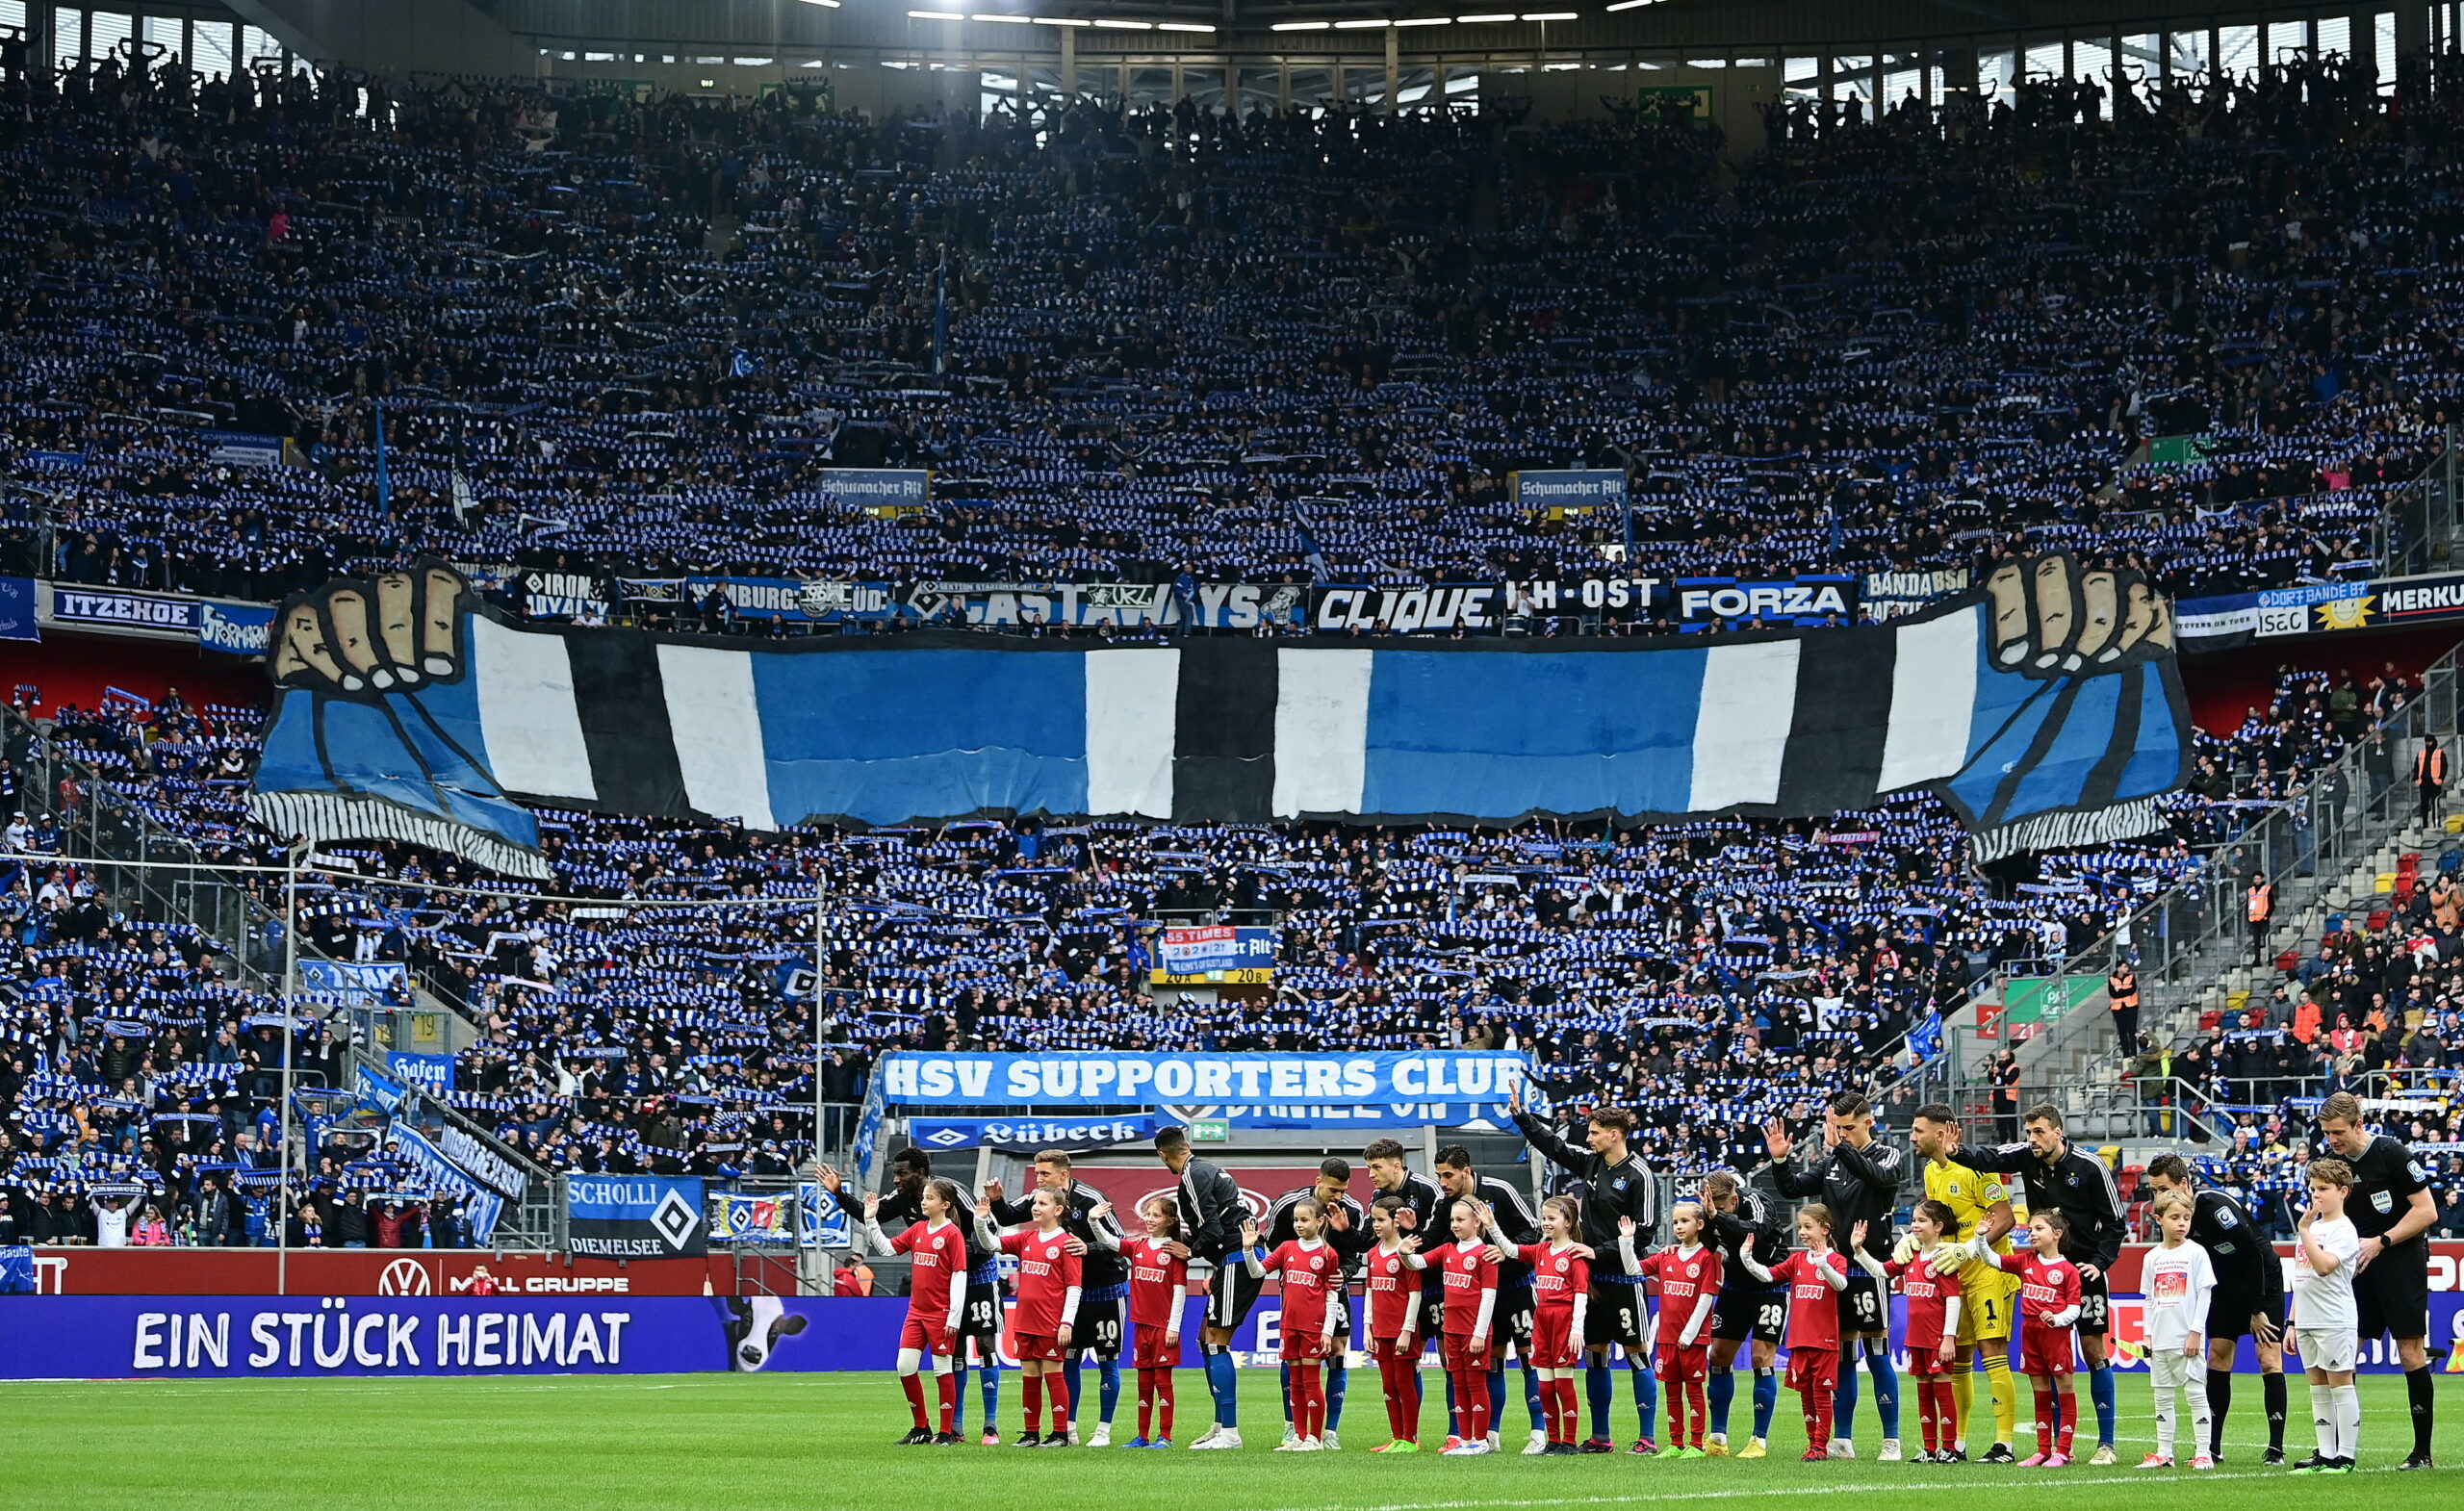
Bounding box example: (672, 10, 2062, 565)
(1964, 647, 2464, 1100)
(2374, 430, 2462, 579)
(0, 704, 562, 1249)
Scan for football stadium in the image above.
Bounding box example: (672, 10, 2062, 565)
(3, 0, 2464, 1502)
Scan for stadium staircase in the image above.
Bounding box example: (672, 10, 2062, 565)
(1898, 646, 2464, 1157)
(2, 704, 563, 1248)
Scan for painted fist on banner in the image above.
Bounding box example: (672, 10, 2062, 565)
(250, 561, 546, 877)
(272, 563, 467, 698)
(1940, 552, 2186, 844)
(1984, 554, 2174, 677)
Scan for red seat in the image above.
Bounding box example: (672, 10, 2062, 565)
(2198, 1009, 2223, 1031)
(2369, 909, 2394, 930)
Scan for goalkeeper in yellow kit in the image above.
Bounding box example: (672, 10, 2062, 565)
(1912, 1103, 2020, 1462)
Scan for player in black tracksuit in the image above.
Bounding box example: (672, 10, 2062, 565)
(987, 1153, 1131, 1444)
(821, 1150, 1006, 1438)
(1156, 1126, 1250, 1444)
(1763, 1098, 1907, 1454)
(2144, 1153, 2288, 1462)
(1510, 1093, 1663, 1452)
(1963, 1107, 2126, 1458)
(1263, 1159, 1371, 1445)
(1440, 1144, 1549, 1450)
(1701, 1168, 1791, 1450)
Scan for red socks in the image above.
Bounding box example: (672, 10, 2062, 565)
(1802, 1387, 1834, 1454)
(1915, 1380, 1955, 1453)
(1381, 1355, 1420, 1441)
(1137, 1367, 1175, 1440)
(901, 1373, 929, 1431)
(1545, 1377, 1580, 1444)
(1025, 1375, 1066, 1437)
(1664, 1374, 1689, 1447)
(1452, 1368, 1491, 1442)
(1685, 1381, 1707, 1448)
(2033, 1382, 2076, 1456)
(937, 1371, 958, 1434)
(1292, 1363, 1324, 1441)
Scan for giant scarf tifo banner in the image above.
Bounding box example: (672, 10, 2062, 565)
(246, 555, 2187, 876)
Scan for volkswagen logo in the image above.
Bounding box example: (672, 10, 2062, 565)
(378, 1259, 432, 1296)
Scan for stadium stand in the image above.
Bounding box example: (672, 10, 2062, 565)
(8, 37, 2464, 1243)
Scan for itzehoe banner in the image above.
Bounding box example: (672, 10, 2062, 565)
(250, 553, 2187, 878)
(565, 1174, 706, 1258)
(906, 1114, 1171, 1154)
(876, 1051, 1529, 1129)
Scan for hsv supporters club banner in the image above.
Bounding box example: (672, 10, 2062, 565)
(249, 555, 2186, 876)
(877, 1050, 1528, 1127)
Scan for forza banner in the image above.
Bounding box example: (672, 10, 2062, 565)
(1673, 575, 1857, 627)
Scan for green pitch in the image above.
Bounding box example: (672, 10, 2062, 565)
(2, 1370, 2457, 1510)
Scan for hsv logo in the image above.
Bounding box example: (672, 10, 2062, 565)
(378, 1259, 433, 1296)
(651, 1190, 702, 1249)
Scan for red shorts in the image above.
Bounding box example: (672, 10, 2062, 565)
(1280, 1333, 1332, 1363)
(1442, 1333, 1493, 1373)
(1369, 1334, 1424, 1364)
(1529, 1308, 1579, 1370)
(1784, 1346, 1837, 1394)
(2018, 1322, 2074, 1377)
(1656, 1343, 1708, 1384)
(1133, 1326, 1180, 1369)
(1014, 1333, 1065, 1363)
(1905, 1343, 1951, 1378)
(900, 1314, 956, 1356)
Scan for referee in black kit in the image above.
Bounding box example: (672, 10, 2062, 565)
(2318, 1089, 2441, 1469)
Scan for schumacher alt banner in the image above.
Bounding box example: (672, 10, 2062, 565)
(248, 554, 2186, 876)
(564, 1175, 706, 1258)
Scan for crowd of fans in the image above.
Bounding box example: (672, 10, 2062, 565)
(0, 43, 2458, 613)
(13, 38, 2464, 1237)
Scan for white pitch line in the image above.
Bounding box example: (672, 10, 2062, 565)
(1224, 1465, 2420, 1511)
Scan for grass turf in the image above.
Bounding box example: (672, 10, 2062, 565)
(1, 1370, 2456, 1510)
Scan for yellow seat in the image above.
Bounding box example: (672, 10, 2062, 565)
(2226, 988, 2250, 1014)
(2447, 814, 2463, 834)
(2376, 871, 2399, 893)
